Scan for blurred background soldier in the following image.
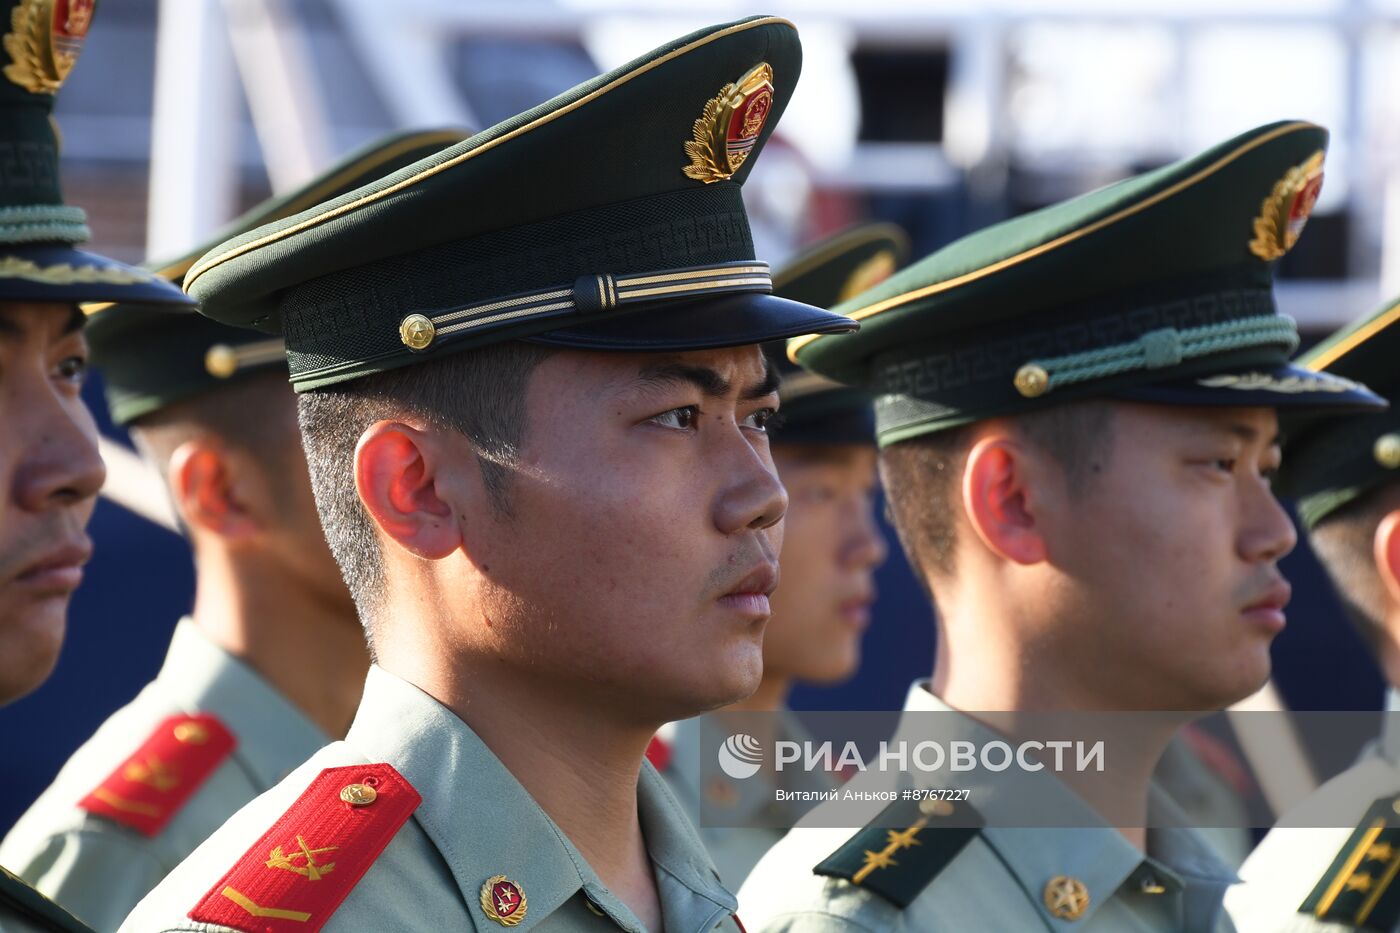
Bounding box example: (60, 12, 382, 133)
(0, 0, 191, 927)
(1231, 299, 1400, 931)
(0, 129, 467, 932)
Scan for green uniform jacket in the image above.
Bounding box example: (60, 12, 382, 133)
(738, 683, 1239, 932)
(0, 621, 327, 931)
(654, 712, 836, 891)
(118, 666, 745, 932)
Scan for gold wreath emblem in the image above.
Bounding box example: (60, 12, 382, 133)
(1248, 150, 1324, 262)
(4, 0, 90, 95)
(479, 874, 528, 927)
(683, 62, 774, 184)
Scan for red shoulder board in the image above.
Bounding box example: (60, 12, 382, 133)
(645, 735, 672, 771)
(78, 713, 236, 837)
(189, 764, 420, 933)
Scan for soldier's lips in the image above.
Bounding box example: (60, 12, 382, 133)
(839, 594, 874, 629)
(1240, 579, 1291, 633)
(718, 563, 779, 619)
(11, 537, 92, 595)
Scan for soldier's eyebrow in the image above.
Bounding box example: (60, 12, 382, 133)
(0, 307, 25, 342)
(631, 357, 779, 401)
(1195, 419, 1280, 448)
(0, 306, 84, 341)
(60, 306, 85, 336)
(743, 358, 781, 400)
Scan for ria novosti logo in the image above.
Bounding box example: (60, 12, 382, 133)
(716, 732, 1107, 779)
(718, 733, 764, 779)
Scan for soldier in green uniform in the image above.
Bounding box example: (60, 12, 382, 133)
(650, 223, 899, 890)
(0, 0, 192, 928)
(737, 121, 1382, 932)
(1227, 300, 1400, 932)
(0, 129, 467, 932)
(118, 16, 856, 933)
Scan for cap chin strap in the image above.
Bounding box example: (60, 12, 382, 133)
(1016, 316, 1300, 399)
(0, 204, 91, 244)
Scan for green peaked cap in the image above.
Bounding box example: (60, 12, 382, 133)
(86, 129, 469, 424)
(0, 0, 190, 307)
(183, 15, 856, 392)
(1278, 297, 1400, 528)
(788, 121, 1383, 447)
(768, 223, 909, 445)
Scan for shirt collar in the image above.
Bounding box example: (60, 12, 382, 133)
(346, 666, 735, 932)
(1381, 687, 1400, 764)
(156, 618, 327, 789)
(661, 712, 828, 827)
(899, 682, 1236, 929)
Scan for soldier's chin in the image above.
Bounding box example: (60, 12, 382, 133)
(0, 601, 67, 706)
(1188, 655, 1273, 714)
(692, 645, 765, 713)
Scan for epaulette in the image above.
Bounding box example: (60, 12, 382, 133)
(813, 795, 983, 908)
(188, 763, 420, 932)
(78, 713, 236, 837)
(1299, 793, 1400, 930)
(646, 735, 672, 771)
(0, 865, 94, 932)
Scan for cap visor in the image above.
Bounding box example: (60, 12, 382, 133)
(526, 292, 857, 352)
(0, 245, 194, 307)
(1111, 363, 1386, 413)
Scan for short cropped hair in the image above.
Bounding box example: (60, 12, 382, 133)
(130, 370, 301, 513)
(1307, 482, 1400, 656)
(879, 400, 1117, 585)
(297, 342, 552, 634)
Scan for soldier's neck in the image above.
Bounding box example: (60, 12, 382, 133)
(394, 650, 667, 930)
(931, 618, 1178, 853)
(190, 547, 368, 739)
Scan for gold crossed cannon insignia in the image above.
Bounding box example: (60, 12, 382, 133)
(124, 755, 179, 792)
(266, 836, 338, 881)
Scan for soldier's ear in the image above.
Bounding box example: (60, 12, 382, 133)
(961, 429, 1049, 566)
(355, 421, 461, 560)
(1372, 509, 1400, 607)
(168, 438, 259, 539)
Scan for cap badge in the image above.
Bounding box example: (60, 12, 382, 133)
(683, 62, 774, 184)
(838, 249, 898, 303)
(4, 0, 94, 95)
(480, 874, 528, 926)
(1249, 150, 1324, 261)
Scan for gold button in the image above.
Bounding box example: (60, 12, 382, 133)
(1014, 364, 1050, 398)
(1043, 875, 1090, 921)
(1375, 434, 1400, 470)
(173, 722, 208, 744)
(399, 313, 436, 351)
(204, 344, 239, 379)
(340, 783, 378, 806)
